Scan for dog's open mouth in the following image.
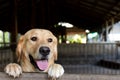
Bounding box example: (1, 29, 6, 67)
(35, 59, 48, 71)
(29, 55, 48, 71)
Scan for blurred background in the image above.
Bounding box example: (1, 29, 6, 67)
(0, 0, 120, 75)
(0, 0, 120, 44)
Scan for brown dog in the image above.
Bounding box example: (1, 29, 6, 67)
(5, 29, 64, 79)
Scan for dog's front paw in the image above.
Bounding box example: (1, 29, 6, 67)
(4, 63, 22, 78)
(48, 64, 64, 79)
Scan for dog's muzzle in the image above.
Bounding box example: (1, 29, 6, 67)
(29, 46, 50, 71)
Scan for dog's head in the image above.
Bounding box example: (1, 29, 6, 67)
(16, 29, 57, 71)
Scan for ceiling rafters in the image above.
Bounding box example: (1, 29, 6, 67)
(1, 0, 120, 32)
(59, 3, 103, 21)
(103, 1, 120, 20)
(77, 1, 105, 16)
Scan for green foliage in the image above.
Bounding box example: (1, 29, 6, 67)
(4, 32, 10, 43)
(0, 30, 10, 47)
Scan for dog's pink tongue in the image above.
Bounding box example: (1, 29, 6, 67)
(36, 60, 48, 71)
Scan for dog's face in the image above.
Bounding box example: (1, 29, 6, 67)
(16, 29, 57, 71)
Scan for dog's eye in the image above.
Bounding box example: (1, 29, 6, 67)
(31, 37, 37, 41)
(48, 38, 53, 42)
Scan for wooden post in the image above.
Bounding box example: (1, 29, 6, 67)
(9, 0, 18, 63)
(105, 21, 108, 41)
(39, 0, 51, 28)
(31, 0, 36, 28)
(10, 0, 18, 43)
(14, 0, 18, 40)
(111, 17, 114, 27)
(2, 32, 5, 46)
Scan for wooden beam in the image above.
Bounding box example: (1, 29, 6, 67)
(1, 72, 120, 80)
(104, 1, 120, 21)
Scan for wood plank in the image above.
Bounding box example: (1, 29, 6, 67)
(1, 72, 120, 80)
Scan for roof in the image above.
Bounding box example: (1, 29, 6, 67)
(0, 0, 120, 33)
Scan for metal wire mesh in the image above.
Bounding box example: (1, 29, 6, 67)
(58, 43, 120, 74)
(0, 43, 120, 74)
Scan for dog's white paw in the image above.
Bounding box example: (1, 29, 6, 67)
(4, 63, 22, 78)
(48, 64, 64, 79)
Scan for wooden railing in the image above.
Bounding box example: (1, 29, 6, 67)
(1, 72, 120, 80)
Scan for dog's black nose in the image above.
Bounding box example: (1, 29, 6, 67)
(39, 46, 50, 56)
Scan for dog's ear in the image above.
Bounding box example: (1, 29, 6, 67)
(53, 37, 58, 61)
(16, 36, 24, 62)
(54, 44, 58, 61)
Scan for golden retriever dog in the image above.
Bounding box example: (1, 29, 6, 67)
(4, 29, 64, 79)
